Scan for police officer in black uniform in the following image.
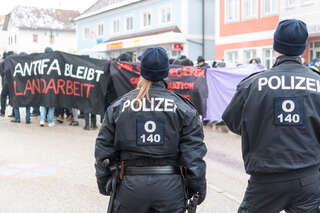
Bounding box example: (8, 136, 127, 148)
(95, 47, 207, 213)
(223, 19, 320, 213)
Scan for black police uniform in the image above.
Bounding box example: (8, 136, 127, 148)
(95, 81, 207, 213)
(223, 56, 320, 213)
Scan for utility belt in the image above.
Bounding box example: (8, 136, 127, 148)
(125, 165, 180, 176)
(117, 159, 180, 180)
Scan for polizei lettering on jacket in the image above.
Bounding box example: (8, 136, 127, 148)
(122, 98, 177, 112)
(258, 75, 320, 92)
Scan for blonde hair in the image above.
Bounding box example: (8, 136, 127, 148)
(135, 77, 152, 103)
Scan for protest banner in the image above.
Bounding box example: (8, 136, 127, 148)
(4, 51, 110, 114)
(167, 65, 208, 117)
(205, 64, 265, 122)
(110, 61, 208, 116)
(4, 52, 262, 118)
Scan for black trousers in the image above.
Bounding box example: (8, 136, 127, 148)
(84, 113, 96, 126)
(0, 83, 9, 114)
(238, 167, 320, 213)
(112, 175, 186, 213)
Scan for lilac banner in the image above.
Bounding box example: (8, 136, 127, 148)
(205, 64, 265, 121)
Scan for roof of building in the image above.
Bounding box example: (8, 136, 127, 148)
(81, 0, 126, 15)
(3, 6, 80, 31)
(74, 0, 141, 21)
(105, 26, 181, 42)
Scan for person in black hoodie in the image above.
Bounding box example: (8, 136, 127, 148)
(0, 51, 15, 117)
(0, 53, 6, 116)
(11, 52, 31, 123)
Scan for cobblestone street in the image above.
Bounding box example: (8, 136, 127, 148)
(0, 110, 248, 213)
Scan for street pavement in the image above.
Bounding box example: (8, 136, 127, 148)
(0, 109, 249, 213)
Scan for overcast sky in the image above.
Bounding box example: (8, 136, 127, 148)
(0, 0, 98, 15)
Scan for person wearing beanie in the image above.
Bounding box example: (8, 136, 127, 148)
(197, 56, 210, 68)
(44, 47, 53, 53)
(223, 19, 320, 213)
(95, 47, 207, 212)
(117, 52, 132, 62)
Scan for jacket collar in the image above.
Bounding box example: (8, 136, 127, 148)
(273, 55, 302, 67)
(151, 80, 167, 88)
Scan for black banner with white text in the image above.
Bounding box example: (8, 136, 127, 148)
(4, 51, 110, 114)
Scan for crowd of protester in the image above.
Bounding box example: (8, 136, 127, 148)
(113, 51, 228, 69)
(1, 48, 319, 130)
(0, 47, 102, 130)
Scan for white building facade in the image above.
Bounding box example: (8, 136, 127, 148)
(2, 6, 79, 54)
(74, 0, 215, 62)
(280, 0, 320, 64)
(0, 16, 7, 57)
(215, 0, 279, 68)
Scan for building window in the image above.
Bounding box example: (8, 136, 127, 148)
(33, 34, 38, 43)
(242, 0, 258, 20)
(243, 49, 257, 64)
(160, 7, 171, 24)
(226, 51, 239, 64)
(287, 0, 297, 8)
(261, 0, 278, 16)
(310, 50, 314, 63)
(315, 41, 320, 48)
(49, 32, 54, 45)
(84, 28, 90, 39)
(126, 16, 133, 31)
(263, 48, 276, 69)
(113, 19, 120, 33)
(143, 11, 151, 27)
(14, 35, 17, 44)
(301, 0, 313, 5)
(309, 41, 320, 62)
(310, 41, 314, 48)
(98, 23, 104, 36)
(225, 0, 240, 23)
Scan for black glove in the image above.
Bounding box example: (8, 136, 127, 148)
(97, 177, 112, 196)
(186, 177, 206, 205)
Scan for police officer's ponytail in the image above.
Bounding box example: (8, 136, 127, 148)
(135, 77, 152, 103)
